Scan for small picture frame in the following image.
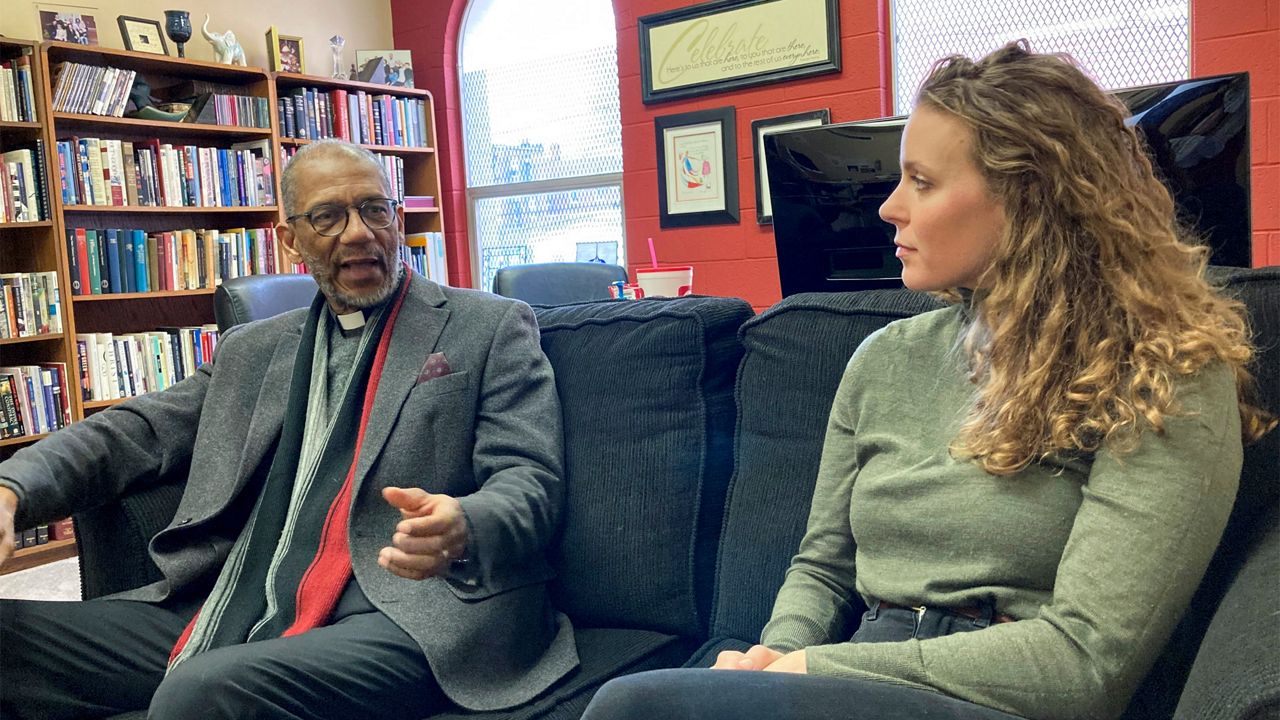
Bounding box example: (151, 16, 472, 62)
(654, 106, 739, 228)
(266, 27, 304, 74)
(117, 15, 168, 55)
(752, 109, 830, 224)
(39, 10, 98, 45)
(354, 49, 414, 88)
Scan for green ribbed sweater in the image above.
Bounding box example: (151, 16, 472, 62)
(760, 305, 1242, 720)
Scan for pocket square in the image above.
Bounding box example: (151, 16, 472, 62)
(416, 352, 453, 384)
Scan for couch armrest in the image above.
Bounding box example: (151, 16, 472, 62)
(1174, 512, 1280, 720)
(73, 477, 185, 600)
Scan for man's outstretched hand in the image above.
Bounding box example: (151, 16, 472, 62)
(379, 487, 468, 581)
(0, 487, 18, 568)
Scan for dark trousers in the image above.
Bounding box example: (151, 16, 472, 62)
(0, 583, 448, 720)
(581, 601, 1028, 720)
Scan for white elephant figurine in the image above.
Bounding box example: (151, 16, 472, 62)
(201, 15, 247, 66)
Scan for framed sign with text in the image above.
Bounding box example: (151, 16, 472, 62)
(639, 0, 841, 104)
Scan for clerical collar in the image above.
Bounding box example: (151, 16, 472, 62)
(336, 310, 366, 330)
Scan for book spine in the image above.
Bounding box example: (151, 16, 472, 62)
(120, 229, 135, 294)
(32, 139, 50, 220)
(146, 235, 159, 294)
(65, 230, 82, 296)
(56, 141, 74, 205)
(104, 228, 122, 294)
(74, 228, 91, 294)
(133, 229, 149, 293)
(75, 336, 93, 401)
(0, 375, 23, 439)
(122, 141, 140, 206)
(84, 229, 102, 295)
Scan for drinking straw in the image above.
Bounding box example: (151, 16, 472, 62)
(647, 237, 658, 269)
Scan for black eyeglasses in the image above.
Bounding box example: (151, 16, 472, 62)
(287, 197, 400, 237)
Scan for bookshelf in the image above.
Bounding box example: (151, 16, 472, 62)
(270, 71, 446, 243)
(2, 37, 74, 447)
(2, 537, 76, 576)
(1, 37, 79, 573)
(40, 41, 279, 424)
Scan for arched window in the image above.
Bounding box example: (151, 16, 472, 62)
(891, 0, 1190, 114)
(459, 0, 623, 292)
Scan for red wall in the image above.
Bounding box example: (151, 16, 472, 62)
(392, 0, 1278, 308)
(389, 0, 470, 288)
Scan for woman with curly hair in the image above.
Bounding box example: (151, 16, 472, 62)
(580, 41, 1273, 720)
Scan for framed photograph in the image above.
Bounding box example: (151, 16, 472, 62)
(39, 10, 99, 45)
(639, 0, 840, 104)
(654, 106, 739, 228)
(354, 50, 414, 88)
(266, 27, 304, 74)
(117, 15, 167, 55)
(752, 109, 830, 224)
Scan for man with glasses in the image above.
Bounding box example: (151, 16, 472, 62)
(0, 140, 577, 720)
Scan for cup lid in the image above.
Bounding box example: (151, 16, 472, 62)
(635, 266, 693, 274)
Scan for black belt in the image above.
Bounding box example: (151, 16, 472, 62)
(877, 599, 1016, 625)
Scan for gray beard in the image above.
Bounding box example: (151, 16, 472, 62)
(305, 251, 404, 311)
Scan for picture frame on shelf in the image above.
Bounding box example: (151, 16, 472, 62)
(654, 106, 739, 228)
(354, 49, 414, 88)
(117, 15, 168, 55)
(638, 0, 840, 104)
(751, 109, 830, 224)
(266, 26, 304, 73)
(38, 9, 99, 45)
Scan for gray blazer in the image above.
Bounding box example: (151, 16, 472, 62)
(0, 274, 578, 710)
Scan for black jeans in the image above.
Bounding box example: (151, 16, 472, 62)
(0, 582, 448, 720)
(580, 600, 1027, 720)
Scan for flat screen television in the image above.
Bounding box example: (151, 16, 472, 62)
(767, 72, 1252, 297)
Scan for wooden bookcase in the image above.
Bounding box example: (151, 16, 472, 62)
(271, 71, 445, 239)
(40, 40, 280, 396)
(2, 43, 448, 577)
(1, 37, 79, 574)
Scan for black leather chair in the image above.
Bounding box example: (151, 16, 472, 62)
(491, 262, 627, 305)
(212, 274, 320, 333)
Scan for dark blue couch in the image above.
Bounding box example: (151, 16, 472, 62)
(76, 266, 1278, 720)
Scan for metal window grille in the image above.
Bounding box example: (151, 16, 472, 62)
(459, 0, 623, 289)
(471, 185, 624, 294)
(891, 0, 1190, 115)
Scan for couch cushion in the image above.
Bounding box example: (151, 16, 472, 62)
(430, 628, 695, 720)
(710, 289, 942, 641)
(535, 297, 753, 638)
(1136, 265, 1280, 719)
(1206, 266, 1280, 532)
(1173, 513, 1280, 720)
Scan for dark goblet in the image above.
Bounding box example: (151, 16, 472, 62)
(164, 10, 193, 58)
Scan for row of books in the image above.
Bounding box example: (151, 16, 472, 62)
(11, 519, 75, 551)
(401, 232, 449, 286)
(55, 137, 276, 209)
(50, 62, 137, 117)
(184, 92, 272, 129)
(0, 271, 62, 339)
(0, 50, 38, 122)
(280, 145, 405, 202)
(76, 327, 220, 402)
(3, 143, 50, 223)
(66, 226, 279, 296)
(0, 363, 72, 439)
(278, 88, 430, 148)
